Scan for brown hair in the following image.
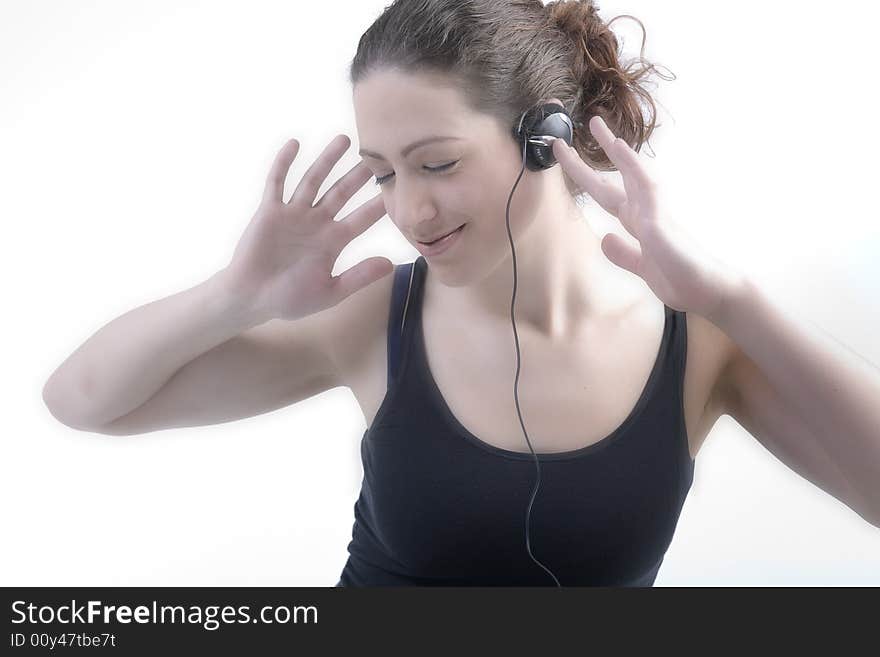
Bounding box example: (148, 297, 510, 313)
(349, 0, 674, 202)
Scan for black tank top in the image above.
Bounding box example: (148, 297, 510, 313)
(336, 256, 695, 587)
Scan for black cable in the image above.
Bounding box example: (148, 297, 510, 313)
(505, 134, 562, 588)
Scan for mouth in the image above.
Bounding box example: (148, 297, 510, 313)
(418, 224, 466, 245)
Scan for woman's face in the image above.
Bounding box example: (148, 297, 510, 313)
(352, 68, 557, 287)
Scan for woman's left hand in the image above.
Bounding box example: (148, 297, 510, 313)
(552, 116, 745, 323)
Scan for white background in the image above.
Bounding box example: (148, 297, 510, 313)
(2, 0, 878, 586)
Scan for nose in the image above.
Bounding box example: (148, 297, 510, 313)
(389, 175, 438, 232)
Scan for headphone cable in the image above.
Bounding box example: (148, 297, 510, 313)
(505, 134, 562, 588)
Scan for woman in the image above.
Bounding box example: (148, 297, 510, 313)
(43, 0, 880, 586)
(335, 0, 880, 586)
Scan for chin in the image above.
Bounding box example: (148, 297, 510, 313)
(425, 260, 473, 288)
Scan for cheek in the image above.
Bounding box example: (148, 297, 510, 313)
(474, 176, 542, 231)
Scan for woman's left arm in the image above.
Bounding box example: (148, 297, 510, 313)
(710, 276, 880, 528)
(551, 116, 880, 528)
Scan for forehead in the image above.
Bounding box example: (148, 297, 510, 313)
(352, 69, 472, 146)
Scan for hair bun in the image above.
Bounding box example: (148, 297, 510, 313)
(548, 0, 602, 41)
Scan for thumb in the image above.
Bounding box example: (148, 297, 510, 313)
(601, 232, 642, 276)
(330, 257, 395, 304)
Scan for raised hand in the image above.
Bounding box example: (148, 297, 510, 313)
(221, 134, 393, 323)
(552, 116, 744, 322)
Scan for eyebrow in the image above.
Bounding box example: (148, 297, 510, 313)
(358, 136, 462, 160)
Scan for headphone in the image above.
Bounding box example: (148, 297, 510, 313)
(507, 102, 575, 587)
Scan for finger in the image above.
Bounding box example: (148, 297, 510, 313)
(589, 116, 658, 220)
(313, 160, 375, 218)
(553, 138, 640, 240)
(262, 138, 300, 205)
(613, 198, 643, 243)
(552, 138, 627, 213)
(289, 134, 353, 208)
(601, 230, 642, 276)
(588, 117, 643, 213)
(336, 193, 387, 242)
(329, 256, 395, 305)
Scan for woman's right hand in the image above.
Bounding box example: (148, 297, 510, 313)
(220, 134, 393, 323)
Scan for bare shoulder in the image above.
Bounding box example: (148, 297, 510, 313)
(316, 263, 396, 387)
(685, 309, 735, 362)
(685, 310, 738, 401)
(680, 306, 739, 457)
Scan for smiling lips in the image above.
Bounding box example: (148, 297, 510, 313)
(418, 224, 465, 244)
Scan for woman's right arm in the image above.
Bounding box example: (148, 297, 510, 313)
(43, 133, 393, 433)
(42, 270, 264, 430)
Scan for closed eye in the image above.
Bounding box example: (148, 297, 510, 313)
(374, 160, 459, 186)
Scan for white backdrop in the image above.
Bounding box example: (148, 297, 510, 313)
(2, 0, 878, 586)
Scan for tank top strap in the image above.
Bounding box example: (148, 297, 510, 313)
(666, 304, 694, 467)
(667, 304, 688, 406)
(673, 306, 688, 373)
(386, 256, 427, 386)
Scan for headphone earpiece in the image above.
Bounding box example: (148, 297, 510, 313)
(512, 102, 575, 171)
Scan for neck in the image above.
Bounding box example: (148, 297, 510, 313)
(427, 207, 641, 341)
